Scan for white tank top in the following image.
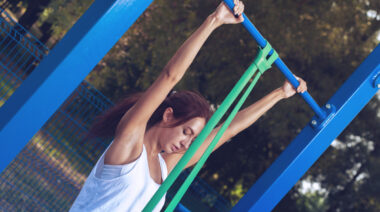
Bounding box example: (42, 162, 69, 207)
(69, 142, 168, 212)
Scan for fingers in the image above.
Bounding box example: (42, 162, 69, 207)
(238, 1, 244, 15)
(296, 77, 307, 93)
(217, 0, 244, 25)
(233, 0, 244, 17)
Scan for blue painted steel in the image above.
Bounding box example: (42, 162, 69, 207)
(310, 103, 336, 130)
(232, 44, 380, 212)
(223, 0, 326, 120)
(0, 0, 154, 173)
(174, 204, 191, 212)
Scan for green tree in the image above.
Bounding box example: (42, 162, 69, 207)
(8, 0, 380, 210)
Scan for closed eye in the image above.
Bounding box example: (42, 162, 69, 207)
(183, 127, 193, 135)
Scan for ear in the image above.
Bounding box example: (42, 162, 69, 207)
(162, 107, 174, 124)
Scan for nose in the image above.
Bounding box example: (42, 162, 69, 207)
(181, 138, 192, 149)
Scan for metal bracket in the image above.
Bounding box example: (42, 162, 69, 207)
(311, 68, 379, 131)
(310, 103, 336, 130)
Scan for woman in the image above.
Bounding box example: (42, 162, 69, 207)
(70, 1, 307, 211)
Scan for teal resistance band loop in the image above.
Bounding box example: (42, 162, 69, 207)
(143, 62, 259, 212)
(253, 42, 279, 74)
(143, 44, 279, 212)
(165, 71, 263, 212)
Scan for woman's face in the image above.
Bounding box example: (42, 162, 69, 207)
(160, 115, 206, 154)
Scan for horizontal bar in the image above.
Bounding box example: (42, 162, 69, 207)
(232, 44, 380, 211)
(223, 0, 326, 120)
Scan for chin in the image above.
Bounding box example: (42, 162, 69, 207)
(166, 146, 174, 154)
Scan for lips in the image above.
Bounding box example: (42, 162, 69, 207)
(171, 145, 180, 152)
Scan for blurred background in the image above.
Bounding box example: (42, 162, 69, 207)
(0, 0, 379, 211)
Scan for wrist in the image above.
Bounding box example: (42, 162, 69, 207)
(207, 13, 223, 29)
(274, 88, 286, 100)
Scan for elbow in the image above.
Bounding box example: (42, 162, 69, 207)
(163, 67, 181, 84)
(225, 125, 240, 140)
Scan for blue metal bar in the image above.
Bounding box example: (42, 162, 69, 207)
(223, 0, 326, 120)
(174, 204, 191, 212)
(0, 62, 23, 99)
(0, 36, 14, 56)
(0, 52, 31, 100)
(5, 42, 21, 67)
(14, 52, 32, 76)
(18, 56, 39, 79)
(232, 44, 380, 211)
(0, 71, 21, 100)
(0, 0, 154, 173)
(9, 48, 28, 74)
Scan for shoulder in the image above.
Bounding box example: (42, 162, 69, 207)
(104, 131, 144, 166)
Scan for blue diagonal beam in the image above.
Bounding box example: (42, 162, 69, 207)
(232, 44, 380, 211)
(0, 0, 154, 173)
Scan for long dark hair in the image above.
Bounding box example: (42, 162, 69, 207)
(87, 90, 212, 139)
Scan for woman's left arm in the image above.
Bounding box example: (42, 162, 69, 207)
(184, 77, 307, 168)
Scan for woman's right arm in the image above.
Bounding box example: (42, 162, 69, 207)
(104, 1, 244, 165)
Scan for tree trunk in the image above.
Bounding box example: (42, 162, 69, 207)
(17, 0, 51, 31)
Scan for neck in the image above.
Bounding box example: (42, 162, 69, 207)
(144, 125, 162, 156)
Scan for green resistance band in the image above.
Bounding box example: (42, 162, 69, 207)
(143, 42, 279, 212)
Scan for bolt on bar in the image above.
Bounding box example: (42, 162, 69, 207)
(223, 0, 327, 120)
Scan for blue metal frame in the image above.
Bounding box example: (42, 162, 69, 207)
(232, 44, 380, 212)
(1, 1, 379, 210)
(0, 0, 154, 173)
(223, 0, 327, 120)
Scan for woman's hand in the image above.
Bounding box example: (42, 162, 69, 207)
(281, 76, 307, 98)
(212, 0, 244, 27)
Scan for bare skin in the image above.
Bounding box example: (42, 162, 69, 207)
(104, 1, 307, 185)
(162, 78, 307, 175)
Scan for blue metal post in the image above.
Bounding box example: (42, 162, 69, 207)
(0, 0, 154, 173)
(232, 44, 380, 212)
(223, 0, 327, 120)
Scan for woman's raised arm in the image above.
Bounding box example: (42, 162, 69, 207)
(118, 1, 244, 131)
(105, 1, 245, 165)
(182, 77, 307, 169)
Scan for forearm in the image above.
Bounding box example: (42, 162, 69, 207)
(186, 75, 306, 168)
(186, 88, 284, 167)
(163, 14, 220, 82)
(227, 88, 285, 137)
